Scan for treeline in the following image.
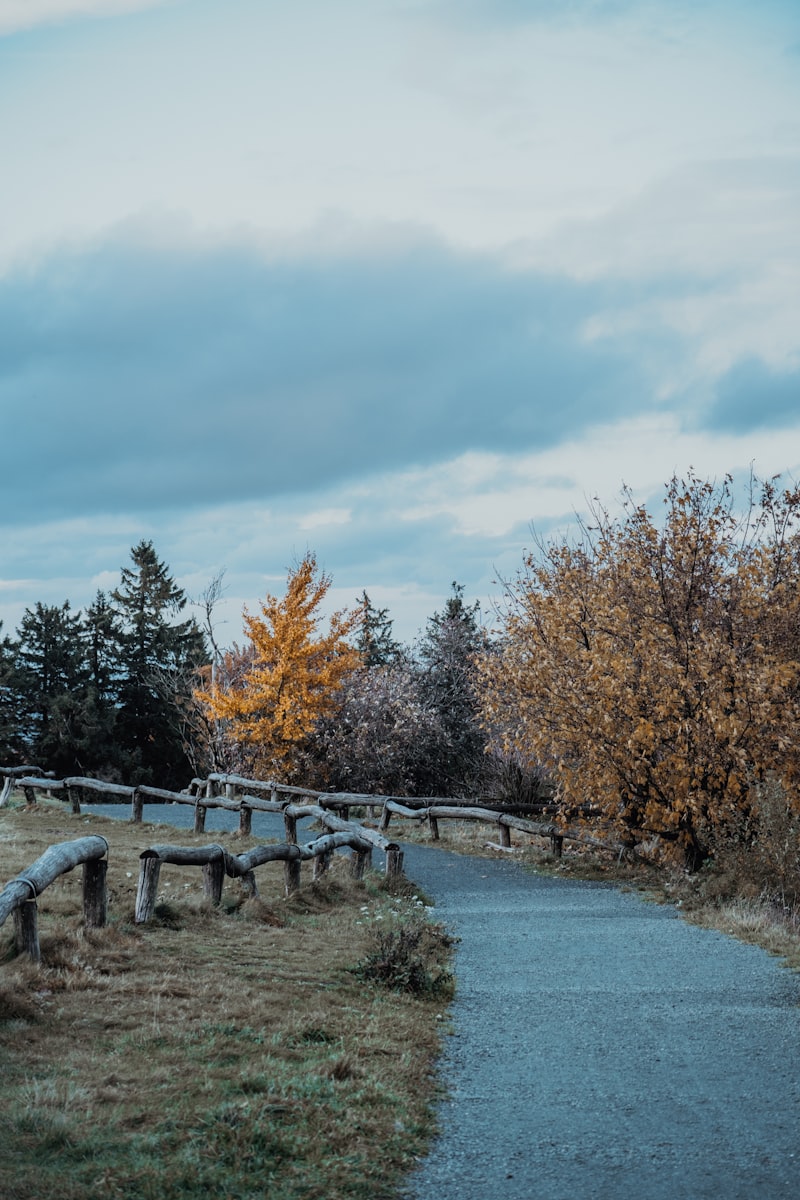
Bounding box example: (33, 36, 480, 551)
(0, 545, 516, 799)
(195, 554, 515, 799)
(0, 542, 207, 788)
(5, 471, 799, 888)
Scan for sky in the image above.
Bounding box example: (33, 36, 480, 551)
(1, 0, 799, 646)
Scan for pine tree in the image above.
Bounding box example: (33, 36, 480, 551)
(112, 541, 208, 787)
(12, 601, 89, 775)
(416, 583, 490, 796)
(355, 591, 402, 667)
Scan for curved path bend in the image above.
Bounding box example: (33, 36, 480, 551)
(400, 843, 800, 1200)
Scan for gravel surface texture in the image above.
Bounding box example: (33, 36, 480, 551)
(399, 842, 800, 1200)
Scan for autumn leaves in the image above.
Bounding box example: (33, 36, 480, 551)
(478, 473, 800, 868)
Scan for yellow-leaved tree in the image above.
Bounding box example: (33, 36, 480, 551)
(477, 473, 800, 869)
(196, 553, 362, 780)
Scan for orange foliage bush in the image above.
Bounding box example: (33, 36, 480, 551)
(478, 473, 800, 868)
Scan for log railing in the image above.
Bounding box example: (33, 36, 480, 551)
(1, 765, 625, 862)
(0, 836, 109, 962)
(133, 829, 377, 923)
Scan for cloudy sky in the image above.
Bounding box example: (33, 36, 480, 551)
(1, 0, 799, 645)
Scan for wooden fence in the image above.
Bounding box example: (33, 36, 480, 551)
(0, 765, 627, 864)
(0, 836, 109, 963)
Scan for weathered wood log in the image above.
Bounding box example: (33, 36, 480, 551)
(65, 783, 83, 814)
(203, 857, 226, 905)
(193, 803, 207, 834)
(313, 850, 332, 880)
(428, 814, 439, 841)
(22, 786, 36, 807)
(284, 856, 302, 896)
(132, 788, 144, 822)
(83, 858, 108, 928)
(0, 836, 109, 926)
(498, 823, 512, 849)
(551, 833, 564, 858)
(227, 844, 301, 875)
(0, 775, 12, 808)
(351, 846, 371, 880)
(135, 857, 162, 924)
(238, 804, 252, 836)
(64, 776, 133, 799)
(14, 900, 40, 963)
(284, 809, 297, 844)
(385, 845, 404, 879)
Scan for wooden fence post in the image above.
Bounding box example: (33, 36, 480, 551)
(385, 845, 404, 880)
(313, 850, 332, 881)
(193, 802, 207, 834)
(284, 810, 298, 844)
(83, 858, 107, 928)
(132, 788, 144, 823)
(22, 786, 36, 807)
(65, 783, 82, 815)
(14, 899, 40, 963)
(238, 804, 252, 837)
(550, 833, 563, 858)
(379, 807, 392, 833)
(498, 823, 512, 849)
(202, 856, 225, 905)
(284, 852, 301, 897)
(351, 847, 371, 880)
(135, 858, 162, 924)
(428, 814, 439, 841)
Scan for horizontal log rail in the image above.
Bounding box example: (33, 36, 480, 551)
(1, 766, 622, 862)
(134, 829, 384, 923)
(0, 836, 109, 962)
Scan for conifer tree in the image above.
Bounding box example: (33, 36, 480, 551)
(355, 591, 402, 667)
(197, 553, 360, 779)
(112, 541, 208, 786)
(12, 601, 89, 774)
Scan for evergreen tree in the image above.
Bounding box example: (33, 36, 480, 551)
(12, 601, 89, 775)
(355, 591, 402, 667)
(112, 541, 208, 787)
(80, 591, 124, 777)
(416, 583, 490, 796)
(0, 624, 22, 764)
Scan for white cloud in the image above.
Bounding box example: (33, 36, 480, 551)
(0, 0, 168, 35)
(298, 508, 353, 531)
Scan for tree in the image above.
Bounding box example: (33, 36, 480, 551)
(11, 601, 89, 775)
(197, 553, 361, 780)
(415, 583, 491, 796)
(0, 623, 23, 764)
(477, 473, 800, 869)
(80, 591, 124, 776)
(354, 592, 402, 667)
(314, 660, 447, 796)
(112, 541, 208, 787)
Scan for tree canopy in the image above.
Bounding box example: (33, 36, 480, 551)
(196, 553, 361, 779)
(477, 473, 800, 867)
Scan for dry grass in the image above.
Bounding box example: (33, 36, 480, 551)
(0, 799, 451, 1200)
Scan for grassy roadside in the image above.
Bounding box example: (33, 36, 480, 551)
(392, 813, 800, 970)
(0, 799, 453, 1200)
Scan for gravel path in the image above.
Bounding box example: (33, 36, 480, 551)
(399, 843, 800, 1200)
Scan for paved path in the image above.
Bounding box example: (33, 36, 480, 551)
(399, 843, 800, 1200)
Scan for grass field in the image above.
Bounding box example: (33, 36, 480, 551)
(0, 800, 453, 1200)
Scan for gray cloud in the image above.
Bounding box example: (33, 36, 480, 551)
(0, 230, 660, 526)
(703, 359, 800, 434)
